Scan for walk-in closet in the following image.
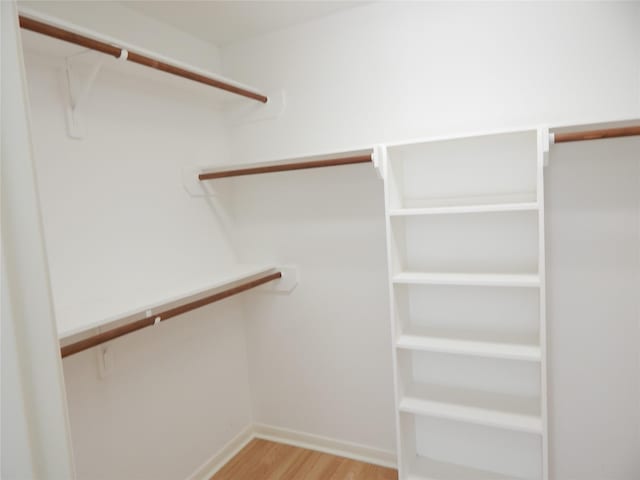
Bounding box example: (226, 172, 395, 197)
(2, 2, 639, 480)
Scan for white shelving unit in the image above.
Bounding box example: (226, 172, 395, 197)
(382, 128, 548, 480)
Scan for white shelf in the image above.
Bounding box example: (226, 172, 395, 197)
(396, 192, 538, 211)
(396, 334, 541, 362)
(402, 400, 540, 435)
(56, 264, 278, 339)
(393, 272, 540, 288)
(400, 385, 542, 434)
(389, 202, 538, 217)
(407, 456, 523, 480)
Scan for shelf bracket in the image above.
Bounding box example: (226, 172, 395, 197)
(94, 325, 114, 378)
(62, 50, 106, 139)
(540, 127, 551, 167)
(96, 344, 114, 378)
(372, 144, 386, 180)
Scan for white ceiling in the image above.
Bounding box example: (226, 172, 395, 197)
(120, 1, 366, 47)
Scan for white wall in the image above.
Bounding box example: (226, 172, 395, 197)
(20, 3, 254, 478)
(233, 164, 394, 452)
(546, 138, 640, 480)
(223, 2, 640, 163)
(220, 0, 640, 473)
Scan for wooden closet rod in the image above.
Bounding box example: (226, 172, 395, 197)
(553, 125, 640, 143)
(198, 154, 373, 180)
(18, 15, 268, 104)
(60, 271, 281, 358)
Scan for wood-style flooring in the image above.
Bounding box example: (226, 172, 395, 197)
(211, 439, 398, 480)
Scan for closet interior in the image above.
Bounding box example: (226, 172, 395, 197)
(5, 2, 639, 480)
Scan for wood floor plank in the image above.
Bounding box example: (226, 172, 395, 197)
(211, 439, 397, 480)
(327, 457, 365, 480)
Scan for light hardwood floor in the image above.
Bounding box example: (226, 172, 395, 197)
(211, 439, 398, 480)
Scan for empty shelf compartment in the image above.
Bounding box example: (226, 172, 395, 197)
(401, 414, 543, 480)
(386, 130, 539, 211)
(393, 283, 541, 361)
(390, 210, 539, 275)
(407, 455, 527, 480)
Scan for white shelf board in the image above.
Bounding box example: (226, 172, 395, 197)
(399, 397, 542, 434)
(393, 272, 540, 288)
(389, 202, 538, 217)
(56, 264, 278, 339)
(396, 334, 541, 362)
(407, 455, 522, 480)
(399, 192, 537, 210)
(400, 385, 542, 434)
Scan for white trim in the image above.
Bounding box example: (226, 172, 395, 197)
(184, 423, 397, 480)
(2, 2, 76, 477)
(185, 425, 254, 480)
(252, 423, 397, 469)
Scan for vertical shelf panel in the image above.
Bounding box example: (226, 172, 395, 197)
(535, 129, 549, 478)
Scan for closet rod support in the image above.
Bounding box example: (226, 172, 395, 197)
(552, 125, 640, 143)
(18, 15, 268, 104)
(60, 271, 282, 358)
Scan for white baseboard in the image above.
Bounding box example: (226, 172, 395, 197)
(186, 424, 254, 480)
(186, 423, 397, 480)
(252, 423, 397, 469)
